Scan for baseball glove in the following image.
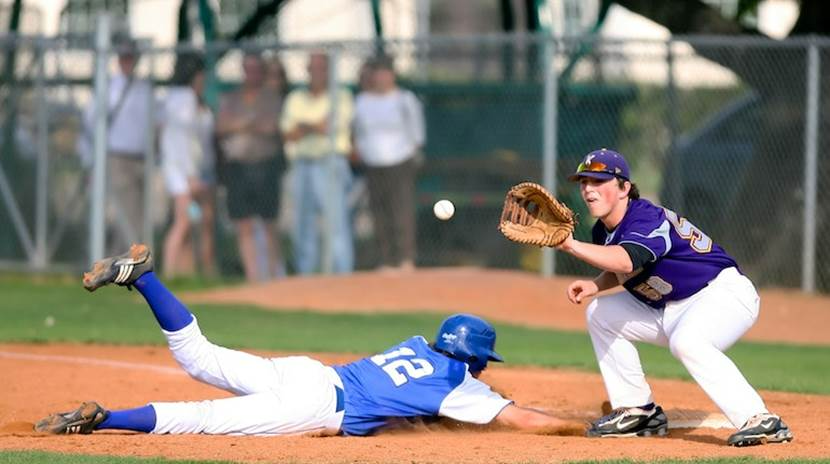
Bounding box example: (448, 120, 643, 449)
(498, 182, 575, 247)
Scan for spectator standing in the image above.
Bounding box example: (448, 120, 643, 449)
(160, 54, 217, 278)
(281, 52, 354, 274)
(352, 56, 425, 272)
(79, 36, 154, 252)
(264, 55, 289, 97)
(216, 53, 283, 282)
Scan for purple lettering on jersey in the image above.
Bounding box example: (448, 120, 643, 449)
(591, 199, 738, 308)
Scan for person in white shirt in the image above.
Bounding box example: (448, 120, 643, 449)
(79, 37, 155, 253)
(160, 53, 216, 277)
(352, 56, 425, 272)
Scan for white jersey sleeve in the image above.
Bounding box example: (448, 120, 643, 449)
(437, 370, 513, 424)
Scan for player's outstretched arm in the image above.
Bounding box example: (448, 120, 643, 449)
(556, 237, 634, 274)
(494, 404, 585, 435)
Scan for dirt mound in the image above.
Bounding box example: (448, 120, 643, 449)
(184, 268, 830, 345)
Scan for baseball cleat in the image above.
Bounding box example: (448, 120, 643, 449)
(728, 413, 793, 447)
(586, 405, 668, 438)
(34, 401, 108, 434)
(83, 243, 153, 292)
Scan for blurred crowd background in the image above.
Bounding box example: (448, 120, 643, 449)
(1, 0, 829, 293)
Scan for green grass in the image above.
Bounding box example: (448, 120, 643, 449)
(1, 279, 829, 394)
(0, 452, 828, 464)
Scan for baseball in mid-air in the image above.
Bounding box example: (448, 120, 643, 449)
(433, 199, 455, 221)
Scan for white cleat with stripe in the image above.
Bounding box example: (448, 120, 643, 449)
(82, 243, 154, 292)
(34, 401, 108, 434)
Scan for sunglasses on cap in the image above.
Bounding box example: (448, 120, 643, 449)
(576, 160, 613, 175)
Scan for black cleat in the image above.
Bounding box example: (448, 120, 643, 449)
(587, 405, 668, 438)
(83, 243, 153, 292)
(728, 413, 793, 447)
(34, 401, 109, 434)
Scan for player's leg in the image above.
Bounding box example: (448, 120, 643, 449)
(160, 314, 285, 395)
(585, 291, 669, 437)
(34, 401, 155, 434)
(35, 359, 345, 436)
(149, 357, 343, 435)
(82, 246, 284, 395)
(136, 271, 286, 395)
(38, 396, 310, 435)
(663, 267, 792, 445)
(586, 291, 668, 408)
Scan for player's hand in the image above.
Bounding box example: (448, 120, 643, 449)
(566, 279, 598, 304)
(554, 234, 574, 252)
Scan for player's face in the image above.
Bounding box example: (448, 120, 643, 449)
(579, 177, 627, 219)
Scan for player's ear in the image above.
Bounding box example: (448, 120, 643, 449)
(618, 179, 631, 199)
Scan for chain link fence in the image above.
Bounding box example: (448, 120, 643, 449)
(1, 33, 828, 292)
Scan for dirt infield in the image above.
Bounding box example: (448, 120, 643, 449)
(2, 268, 829, 462)
(2, 344, 829, 462)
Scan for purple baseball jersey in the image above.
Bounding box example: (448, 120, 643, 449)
(591, 198, 738, 308)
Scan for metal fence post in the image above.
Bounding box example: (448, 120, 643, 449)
(143, 44, 156, 251)
(542, 36, 559, 277)
(90, 14, 111, 264)
(666, 39, 682, 212)
(34, 39, 49, 270)
(801, 38, 819, 293)
(322, 48, 341, 274)
(416, 0, 430, 80)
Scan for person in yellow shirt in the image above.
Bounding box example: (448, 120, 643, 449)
(281, 52, 354, 274)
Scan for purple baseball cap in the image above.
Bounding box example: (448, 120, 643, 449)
(567, 148, 631, 182)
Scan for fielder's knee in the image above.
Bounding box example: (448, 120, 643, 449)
(669, 331, 703, 361)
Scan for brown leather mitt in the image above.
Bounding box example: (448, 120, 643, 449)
(498, 182, 575, 247)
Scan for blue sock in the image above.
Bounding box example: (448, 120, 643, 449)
(97, 405, 157, 433)
(640, 402, 655, 411)
(134, 272, 194, 332)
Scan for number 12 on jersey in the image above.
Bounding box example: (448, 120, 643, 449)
(371, 347, 435, 386)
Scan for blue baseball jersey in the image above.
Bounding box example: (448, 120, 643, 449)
(333, 336, 511, 436)
(592, 198, 738, 309)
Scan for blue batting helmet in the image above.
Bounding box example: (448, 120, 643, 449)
(433, 313, 503, 373)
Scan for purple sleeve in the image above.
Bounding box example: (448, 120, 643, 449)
(617, 215, 672, 262)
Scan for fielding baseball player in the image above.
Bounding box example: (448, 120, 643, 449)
(35, 245, 577, 437)
(556, 148, 793, 446)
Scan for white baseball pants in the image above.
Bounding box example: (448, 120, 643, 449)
(586, 267, 767, 428)
(149, 319, 345, 435)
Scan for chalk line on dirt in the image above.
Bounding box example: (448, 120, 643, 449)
(0, 350, 184, 376)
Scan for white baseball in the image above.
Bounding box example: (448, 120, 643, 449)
(433, 199, 455, 221)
